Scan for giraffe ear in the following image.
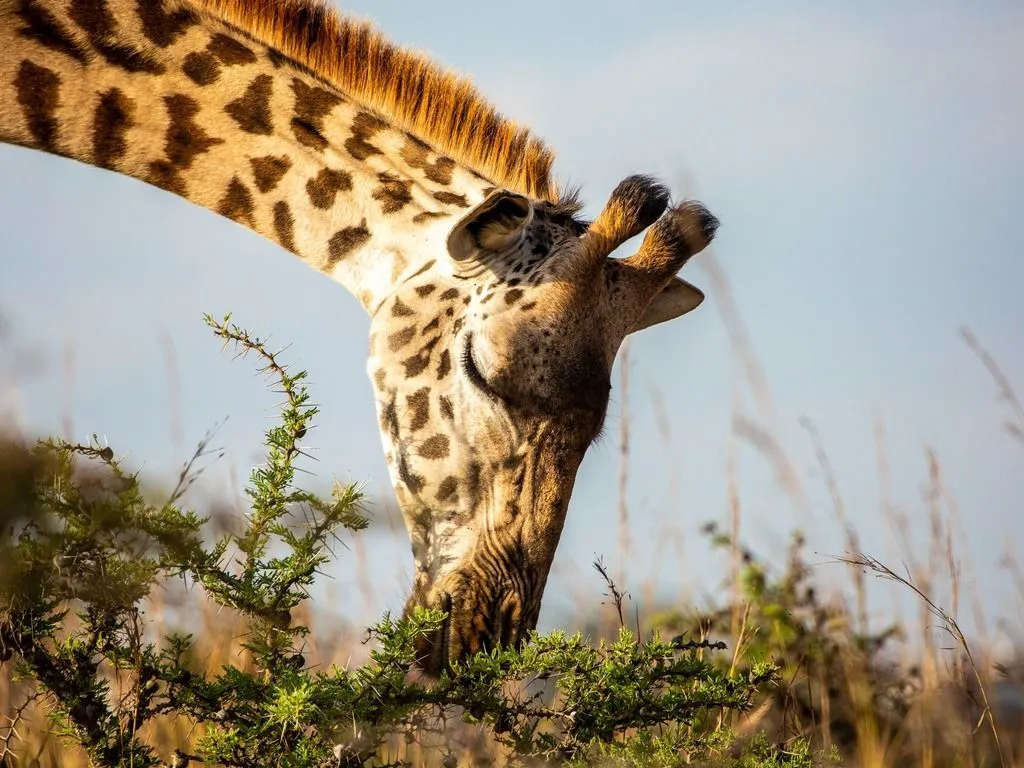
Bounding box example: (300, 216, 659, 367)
(447, 190, 534, 262)
(628, 277, 705, 334)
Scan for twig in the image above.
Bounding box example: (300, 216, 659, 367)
(592, 556, 629, 630)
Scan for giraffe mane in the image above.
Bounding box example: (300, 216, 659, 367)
(182, 0, 564, 203)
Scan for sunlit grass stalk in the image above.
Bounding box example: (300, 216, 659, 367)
(836, 552, 1008, 768)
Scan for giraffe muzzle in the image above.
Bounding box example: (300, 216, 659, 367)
(409, 585, 534, 677)
(411, 592, 453, 676)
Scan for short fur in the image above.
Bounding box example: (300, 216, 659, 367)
(182, 0, 560, 202)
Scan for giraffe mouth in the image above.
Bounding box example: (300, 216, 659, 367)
(411, 585, 534, 677)
(412, 592, 454, 676)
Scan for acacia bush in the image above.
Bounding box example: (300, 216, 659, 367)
(0, 315, 817, 768)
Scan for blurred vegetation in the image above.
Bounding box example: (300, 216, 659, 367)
(0, 314, 1021, 767)
(0, 315, 809, 768)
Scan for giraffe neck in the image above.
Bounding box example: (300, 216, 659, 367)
(0, 0, 495, 312)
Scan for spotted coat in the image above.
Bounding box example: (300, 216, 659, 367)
(0, 0, 719, 675)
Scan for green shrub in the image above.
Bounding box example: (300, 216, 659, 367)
(0, 314, 813, 768)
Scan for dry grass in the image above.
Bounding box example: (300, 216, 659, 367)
(1, 265, 1022, 767)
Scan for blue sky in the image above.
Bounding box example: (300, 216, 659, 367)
(1, 1, 1022, 648)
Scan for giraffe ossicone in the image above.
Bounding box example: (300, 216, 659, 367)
(0, 0, 719, 674)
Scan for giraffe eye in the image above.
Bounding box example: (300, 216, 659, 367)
(461, 333, 500, 400)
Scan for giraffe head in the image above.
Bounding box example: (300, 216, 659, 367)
(367, 174, 717, 675)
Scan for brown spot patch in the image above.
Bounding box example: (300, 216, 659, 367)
(402, 133, 430, 155)
(437, 349, 451, 380)
(136, 0, 194, 48)
(14, 60, 61, 153)
(403, 353, 430, 379)
(380, 399, 399, 439)
(412, 211, 449, 224)
(387, 325, 416, 352)
(415, 284, 436, 297)
(436, 476, 458, 502)
(419, 337, 440, 356)
(266, 47, 289, 68)
(226, 74, 273, 134)
(400, 136, 455, 185)
(290, 123, 322, 151)
(433, 191, 468, 207)
(345, 111, 387, 160)
(92, 87, 134, 169)
(410, 260, 436, 278)
(68, 0, 163, 74)
(439, 288, 460, 301)
(421, 317, 440, 336)
(419, 435, 449, 460)
(391, 298, 414, 318)
(15, 0, 88, 63)
(406, 388, 430, 431)
(504, 289, 524, 305)
(182, 52, 220, 85)
(291, 78, 342, 151)
(326, 220, 370, 269)
(373, 172, 412, 214)
(208, 33, 257, 65)
(146, 94, 223, 196)
(250, 155, 292, 193)
(439, 396, 454, 421)
(465, 461, 483, 505)
(398, 457, 424, 494)
(273, 200, 296, 252)
(217, 177, 255, 226)
(306, 168, 352, 209)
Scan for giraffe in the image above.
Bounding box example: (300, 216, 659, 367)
(0, 0, 719, 674)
